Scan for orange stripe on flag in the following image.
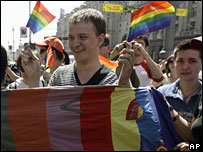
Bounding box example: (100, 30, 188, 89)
(8, 89, 51, 151)
(99, 55, 118, 69)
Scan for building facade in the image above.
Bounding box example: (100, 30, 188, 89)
(56, 1, 202, 61)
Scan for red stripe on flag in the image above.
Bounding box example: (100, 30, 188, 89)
(34, 1, 55, 23)
(8, 88, 51, 151)
(80, 87, 115, 150)
(131, 1, 172, 22)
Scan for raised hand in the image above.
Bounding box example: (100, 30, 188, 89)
(116, 41, 135, 87)
(21, 48, 41, 87)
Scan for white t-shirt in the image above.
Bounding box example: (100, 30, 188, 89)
(134, 60, 163, 87)
(134, 65, 152, 87)
(7, 77, 44, 89)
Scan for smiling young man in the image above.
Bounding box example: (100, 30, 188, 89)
(158, 38, 202, 123)
(21, 8, 135, 87)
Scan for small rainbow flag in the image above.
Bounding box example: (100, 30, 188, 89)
(26, 1, 56, 34)
(128, 1, 175, 42)
(99, 55, 118, 69)
(45, 44, 54, 68)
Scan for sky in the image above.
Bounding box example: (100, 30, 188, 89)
(1, 1, 85, 52)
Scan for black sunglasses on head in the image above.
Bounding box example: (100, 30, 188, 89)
(101, 42, 109, 47)
(169, 60, 174, 64)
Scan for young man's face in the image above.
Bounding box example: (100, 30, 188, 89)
(68, 21, 104, 63)
(175, 49, 202, 81)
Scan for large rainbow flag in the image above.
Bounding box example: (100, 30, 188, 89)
(128, 1, 175, 42)
(26, 1, 55, 34)
(1, 86, 181, 151)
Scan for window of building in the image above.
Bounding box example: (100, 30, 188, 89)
(190, 7, 196, 17)
(175, 24, 179, 32)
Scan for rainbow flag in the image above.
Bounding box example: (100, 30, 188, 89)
(1, 86, 181, 151)
(45, 44, 54, 68)
(99, 55, 118, 69)
(26, 1, 55, 34)
(128, 1, 175, 42)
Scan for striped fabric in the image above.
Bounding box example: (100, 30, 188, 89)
(45, 44, 54, 68)
(26, 1, 55, 34)
(1, 86, 181, 151)
(48, 63, 118, 86)
(128, 1, 175, 42)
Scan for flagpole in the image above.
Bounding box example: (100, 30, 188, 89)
(12, 26, 15, 61)
(29, 1, 31, 45)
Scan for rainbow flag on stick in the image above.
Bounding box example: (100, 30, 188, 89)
(26, 1, 56, 34)
(1, 86, 181, 151)
(45, 44, 54, 68)
(128, 1, 175, 42)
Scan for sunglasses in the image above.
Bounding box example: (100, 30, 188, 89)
(100, 42, 109, 47)
(169, 60, 174, 64)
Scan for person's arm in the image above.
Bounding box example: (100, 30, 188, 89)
(140, 47, 163, 82)
(21, 48, 41, 88)
(6, 67, 20, 82)
(169, 106, 195, 143)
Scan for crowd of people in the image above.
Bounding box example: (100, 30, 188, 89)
(1, 8, 202, 151)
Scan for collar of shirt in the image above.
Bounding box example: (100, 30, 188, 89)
(159, 79, 202, 101)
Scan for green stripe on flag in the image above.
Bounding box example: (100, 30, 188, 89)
(1, 90, 16, 151)
(130, 12, 174, 31)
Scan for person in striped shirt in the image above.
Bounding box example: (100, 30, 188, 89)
(21, 8, 135, 88)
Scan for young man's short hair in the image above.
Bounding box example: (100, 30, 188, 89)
(100, 34, 110, 47)
(134, 35, 150, 47)
(69, 8, 106, 36)
(174, 39, 202, 59)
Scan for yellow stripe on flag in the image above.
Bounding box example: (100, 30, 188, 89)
(32, 10, 49, 26)
(103, 3, 123, 12)
(111, 88, 141, 151)
(176, 8, 188, 16)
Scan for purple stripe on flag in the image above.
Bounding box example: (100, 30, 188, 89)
(26, 18, 42, 34)
(129, 16, 172, 37)
(46, 88, 84, 151)
(128, 20, 171, 42)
